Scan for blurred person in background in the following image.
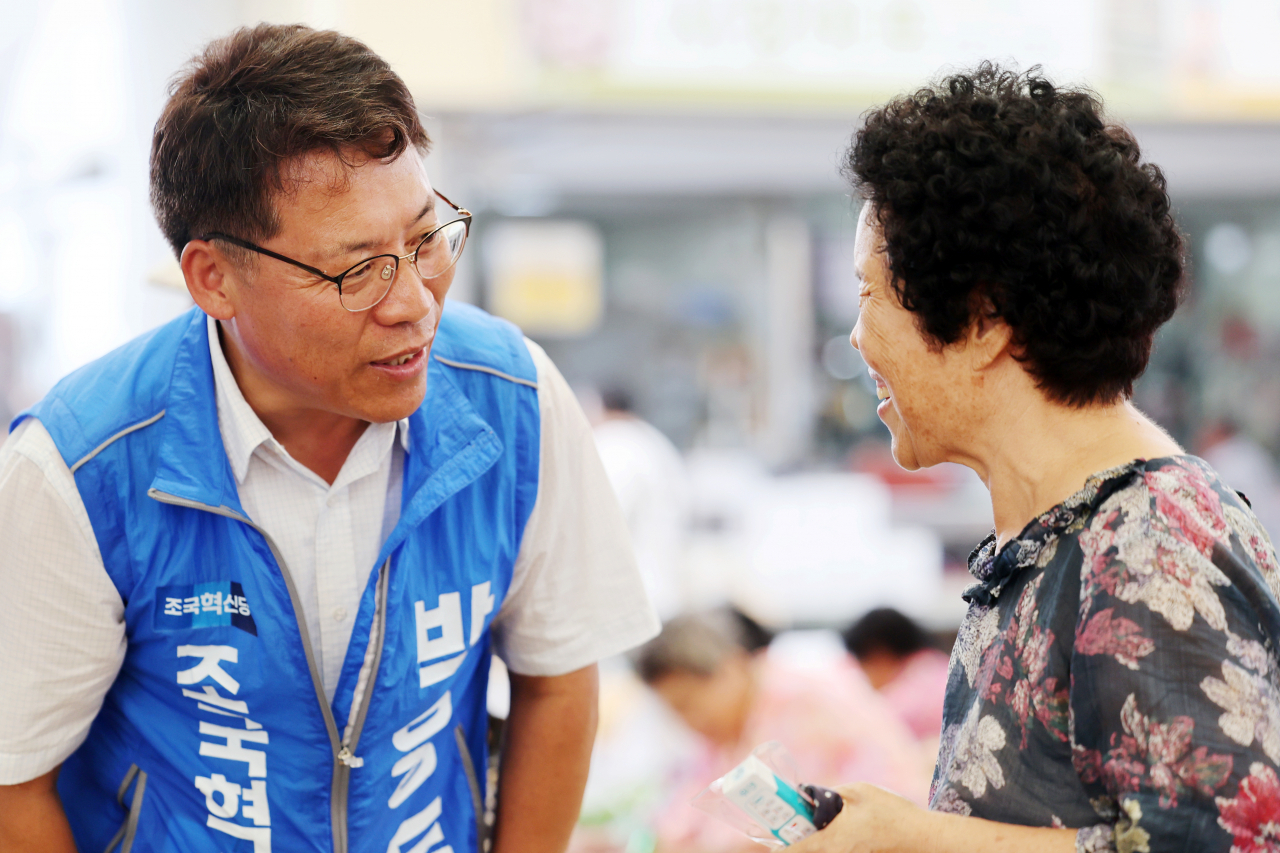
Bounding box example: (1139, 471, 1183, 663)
(637, 610, 928, 853)
(565, 389, 693, 853)
(591, 386, 691, 620)
(726, 604, 778, 655)
(1197, 417, 1280, 540)
(842, 607, 949, 744)
(0, 24, 659, 853)
(568, 609, 775, 853)
(791, 64, 1280, 853)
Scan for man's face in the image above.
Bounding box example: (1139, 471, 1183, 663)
(219, 148, 451, 424)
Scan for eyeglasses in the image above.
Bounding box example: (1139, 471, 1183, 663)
(200, 190, 472, 312)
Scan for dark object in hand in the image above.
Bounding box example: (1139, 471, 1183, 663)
(800, 784, 844, 830)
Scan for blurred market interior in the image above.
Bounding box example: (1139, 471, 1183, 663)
(7, 0, 1280, 847)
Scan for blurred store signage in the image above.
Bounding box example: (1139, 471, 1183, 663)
(484, 219, 605, 337)
(348, 0, 1280, 120)
(599, 0, 1098, 92)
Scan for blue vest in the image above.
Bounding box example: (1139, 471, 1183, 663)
(18, 304, 541, 853)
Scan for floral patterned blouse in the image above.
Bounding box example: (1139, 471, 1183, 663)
(930, 456, 1280, 853)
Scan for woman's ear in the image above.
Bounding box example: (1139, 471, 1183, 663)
(181, 240, 238, 320)
(967, 293, 1014, 371)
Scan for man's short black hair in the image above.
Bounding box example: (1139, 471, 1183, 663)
(151, 23, 429, 260)
(844, 62, 1185, 407)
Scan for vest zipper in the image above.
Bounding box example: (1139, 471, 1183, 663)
(332, 557, 390, 849)
(147, 490, 390, 853)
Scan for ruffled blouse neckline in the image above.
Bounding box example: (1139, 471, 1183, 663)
(962, 457, 1184, 606)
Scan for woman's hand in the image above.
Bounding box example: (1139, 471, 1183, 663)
(788, 783, 931, 853)
(787, 784, 1079, 853)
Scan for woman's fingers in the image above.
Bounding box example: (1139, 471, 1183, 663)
(835, 782, 867, 802)
(787, 782, 930, 853)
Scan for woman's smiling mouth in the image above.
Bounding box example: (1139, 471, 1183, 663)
(870, 370, 891, 402)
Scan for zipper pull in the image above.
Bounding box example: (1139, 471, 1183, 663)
(337, 746, 364, 768)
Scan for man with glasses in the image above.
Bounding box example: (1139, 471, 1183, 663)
(0, 24, 659, 853)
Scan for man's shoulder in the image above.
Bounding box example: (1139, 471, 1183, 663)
(433, 303, 537, 388)
(17, 308, 204, 467)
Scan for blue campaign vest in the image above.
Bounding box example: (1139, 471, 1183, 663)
(18, 304, 540, 853)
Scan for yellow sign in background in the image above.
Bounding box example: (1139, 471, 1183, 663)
(484, 220, 605, 337)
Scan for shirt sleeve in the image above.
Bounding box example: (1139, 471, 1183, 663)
(0, 418, 126, 784)
(490, 340, 661, 676)
(1068, 476, 1280, 853)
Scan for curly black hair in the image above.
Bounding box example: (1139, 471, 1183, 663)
(843, 63, 1185, 407)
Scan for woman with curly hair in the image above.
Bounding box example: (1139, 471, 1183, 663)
(792, 64, 1280, 853)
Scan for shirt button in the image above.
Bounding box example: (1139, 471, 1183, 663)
(332, 606, 348, 622)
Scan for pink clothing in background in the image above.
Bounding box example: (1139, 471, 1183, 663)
(878, 648, 950, 742)
(655, 656, 929, 852)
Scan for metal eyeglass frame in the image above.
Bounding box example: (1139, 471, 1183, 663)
(198, 189, 472, 312)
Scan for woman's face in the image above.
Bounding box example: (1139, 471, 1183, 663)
(851, 204, 972, 470)
(651, 656, 754, 746)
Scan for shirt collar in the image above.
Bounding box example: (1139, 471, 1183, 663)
(206, 315, 410, 485)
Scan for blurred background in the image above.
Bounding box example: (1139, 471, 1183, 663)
(6, 0, 1280, 848)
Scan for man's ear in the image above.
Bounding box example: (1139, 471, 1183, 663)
(967, 293, 1014, 371)
(180, 240, 237, 320)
